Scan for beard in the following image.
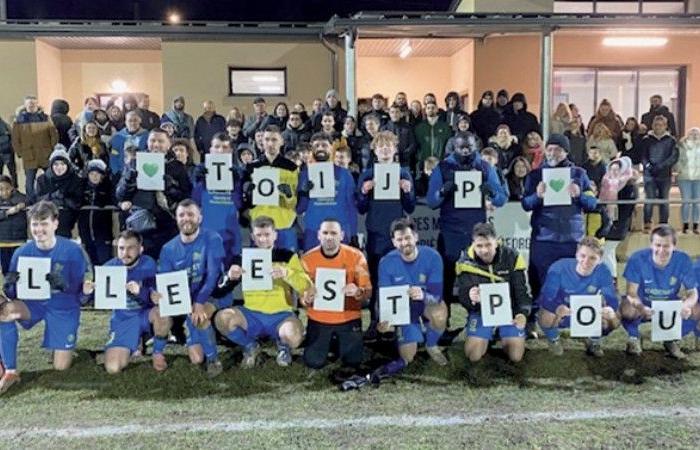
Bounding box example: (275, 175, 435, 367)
(314, 151, 330, 162)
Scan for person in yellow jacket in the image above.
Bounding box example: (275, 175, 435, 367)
(214, 216, 313, 368)
(241, 125, 301, 251)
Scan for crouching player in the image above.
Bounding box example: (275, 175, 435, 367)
(456, 223, 532, 363)
(154, 200, 227, 377)
(83, 230, 170, 373)
(537, 237, 620, 356)
(300, 218, 371, 371)
(369, 218, 448, 385)
(215, 216, 313, 367)
(0, 201, 92, 394)
(622, 225, 699, 359)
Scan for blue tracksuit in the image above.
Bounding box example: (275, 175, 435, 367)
(297, 164, 358, 251)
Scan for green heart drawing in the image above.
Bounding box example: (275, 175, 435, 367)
(549, 179, 565, 192)
(142, 163, 159, 177)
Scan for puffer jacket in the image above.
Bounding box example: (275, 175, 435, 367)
(11, 107, 58, 169)
(522, 158, 597, 243)
(34, 163, 83, 237)
(639, 131, 678, 180)
(50, 100, 73, 148)
(675, 134, 700, 181)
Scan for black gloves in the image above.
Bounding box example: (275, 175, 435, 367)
(299, 180, 315, 195)
(46, 271, 66, 291)
(440, 181, 457, 197)
(278, 183, 293, 198)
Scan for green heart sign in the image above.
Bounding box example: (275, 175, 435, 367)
(549, 179, 566, 192)
(142, 163, 159, 177)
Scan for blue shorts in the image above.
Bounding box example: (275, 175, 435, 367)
(638, 314, 698, 337)
(466, 313, 526, 340)
(397, 322, 425, 345)
(20, 301, 80, 351)
(105, 309, 152, 353)
(211, 294, 233, 310)
(239, 306, 293, 341)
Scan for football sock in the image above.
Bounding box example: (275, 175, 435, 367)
(0, 321, 18, 371)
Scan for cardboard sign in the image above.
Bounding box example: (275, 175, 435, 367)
(312, 268, 346, 312)
(379, 285, 410, 326)
(156, 270, 192, 317)
(373, 163, 401, 200)
(136, 152, 165, 191)
(205, 153, 234, 191)
(479, 282, 513, 327)
(94, 266, 127, 310)
(542, 167, 572, 206)
(454, 171, 483, 209)
(16, 256, 51, 300)
(569, 295, 602, 337)
(252, 167, 280, 206)
(651, 300, 683, 342)
(308, 162, 335, 199)
(242, 248, 273, 291)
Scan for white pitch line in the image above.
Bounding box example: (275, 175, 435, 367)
(2, 407, 700, 440)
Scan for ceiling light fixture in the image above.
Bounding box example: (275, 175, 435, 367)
(602, 37, 668, 47)
(399, 40, 412, 59)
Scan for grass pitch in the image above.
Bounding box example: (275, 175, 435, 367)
(2, 307, 700, 449)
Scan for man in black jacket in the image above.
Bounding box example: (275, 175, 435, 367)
(640, 115, 678, 231)
(641, 95, 677, 137)
(382, 104, 417, 173)
(312, 90, 347, 133)
(456, 222, 532, 363)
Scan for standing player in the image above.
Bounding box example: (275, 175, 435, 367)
(297, 133, 358, 251)
(621, 225, 700, 359)
(154, 200, 226, 377)
(214, 216, 313, 367)
(0, 201, 92, 394)
(537, 237, 620, 356)
(369, 218, 448, 385)
(241, 125, 300, 251)
(83, 230, 171, 373)
(456, 223, 532, 363)
(356, 131, 416, 339)
(300, 219, 371, 371)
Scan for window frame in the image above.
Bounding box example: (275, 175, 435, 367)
(228, 67, 288, 97)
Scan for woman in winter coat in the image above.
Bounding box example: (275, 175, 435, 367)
(79, 159, 115, 264)
(617, 117, 644, 164)
(107, 104, 125, 131)
(261, 102, 290, 130)
(586, 122, 619, 164)
(675, 127, 700, 233)
(34, 145, 84, 237)
(521, 131, 544, 170)
(68, 121, 110, 176)
(93, 109, 116, 146)
(505, 156, 531, 201)
(488, 124, 520, 170)
(587, 99, 624, 141)
(550, 102, 573, 135)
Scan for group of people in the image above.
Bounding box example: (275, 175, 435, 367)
(0, 88, 698, 395)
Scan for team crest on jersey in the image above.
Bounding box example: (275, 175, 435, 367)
(53, 263, 64, 274)
(193, 251, 202, 262)
(587, 285, 597, 293)
(670, 276, 677, 286)
(419, 274, 427, 283)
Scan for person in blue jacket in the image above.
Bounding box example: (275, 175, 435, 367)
(0, 201, 92, 394)
(154, 200, 227, 378)
(522, 133, 597, 334)
(427, 133, 507, 309)
(297, 132, 358, 251)
(356, 131, 416, 339)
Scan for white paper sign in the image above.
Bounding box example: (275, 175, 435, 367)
(252, 167, 280, 206)
(156, 270, 192, 317)
(16, 256, 51, 300)
(308, 162, 335, 199)
(479, 282, 513, 327)
(373, 163, 401, 200)
(136, 152, 165, 191)
(313, 268, 346, 312)
(379, 285, 410, 326)
(94, 266, 127, 310)
(542, 167, 572, 206)
(205, 153, 234, 191)
(651, 300, 683, 342)
(454, 171, 483, 209)
(242, 248, 273, 291)
(569, 295, 602, 337)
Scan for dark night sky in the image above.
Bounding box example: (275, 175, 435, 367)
(7, 1, 455, 22)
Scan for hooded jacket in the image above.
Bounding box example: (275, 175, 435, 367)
(50, 100, 73, 148)
(312, 102, 347, 133)
(162, 96, 195, 139)
(641, 105, 677, 137)
(502, 93, 540, 142)
(282, 122, 311, 153)
(488, 134, 520, 170)
(675, 130, 700, 181)
(522, 158, 597, 243)
(78, 175, 115, 242)
(639, 131, 678, 180)
(11, 106, 59, 170)
(35, 156, 83, 237)
(470, 93, 503, 145)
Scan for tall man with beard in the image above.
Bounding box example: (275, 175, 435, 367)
(297, 133, 358, 251)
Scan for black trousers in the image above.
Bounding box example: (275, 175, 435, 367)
(303, 319, 363, 369)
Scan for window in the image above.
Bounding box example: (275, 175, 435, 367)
(554, 1, 687, 14)
(228, 68, 287, 96)
(553, 67, 683, 132)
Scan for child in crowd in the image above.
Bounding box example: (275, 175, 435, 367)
(480, 147, 509, 203)
(415, 156, 439, 197)
(79, 160, 115, 265)
(0, 175, 26, 274)
(583, 145, 606, 190)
